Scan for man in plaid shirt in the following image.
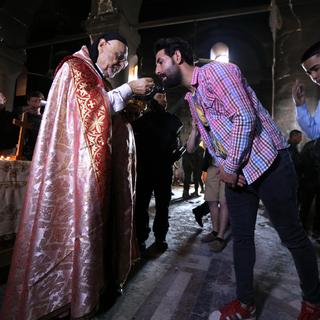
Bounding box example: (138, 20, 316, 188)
(154, 37, 320, 320)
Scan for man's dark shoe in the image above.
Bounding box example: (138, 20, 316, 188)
(192, 201, 210, 226)
(201, 230, 218, 242)
(193, 208, 203, 227)
(209, 237, 227, 253)
(154, 240, 168, 252)
(147, 240, 168, 255)
(142, 241, 168, 259)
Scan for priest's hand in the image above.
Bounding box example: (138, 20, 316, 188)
(292, 79, 306, 106)
(128, 78, 155, 96)
(218, 166, 246, 188)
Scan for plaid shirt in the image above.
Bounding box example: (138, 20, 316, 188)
(185, 62, 287, 184)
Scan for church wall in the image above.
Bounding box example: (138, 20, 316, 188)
(274, 0, 320, 140)
(1, 0, 317, 144)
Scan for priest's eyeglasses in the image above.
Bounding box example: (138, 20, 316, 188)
(115, 52, 128, 68)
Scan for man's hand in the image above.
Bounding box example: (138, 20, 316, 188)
(218, 166, 247, 188)
(128, 77, 155, 95)
(201, 171, 207, 184)
(186, 122, 200, 153)
(292, 79, 306, 106)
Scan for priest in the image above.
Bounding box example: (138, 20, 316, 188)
(1, 32, 154, 320)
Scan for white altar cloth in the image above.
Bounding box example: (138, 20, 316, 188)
(0, 160, 30, 237)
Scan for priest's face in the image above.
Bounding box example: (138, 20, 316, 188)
(155, 49, 182, 88)
(302, 53, 320, 86)
(96, 39, 128, 79)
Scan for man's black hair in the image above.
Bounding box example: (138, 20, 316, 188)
(289, 129, 302, 138)
(87, 31, 128, 63)
(149, 96, 165, 113)
(301, 41, 320, 63)
(27, 91, 44, 100)
(154, 37, 194, 65)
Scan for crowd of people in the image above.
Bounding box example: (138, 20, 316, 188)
(1, 32, 320, 320)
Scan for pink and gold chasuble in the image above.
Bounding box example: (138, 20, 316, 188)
(1, 47, 113, 320)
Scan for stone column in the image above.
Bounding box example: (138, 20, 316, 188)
(273, 0, 320, 137)
(85, 0, 142, 87)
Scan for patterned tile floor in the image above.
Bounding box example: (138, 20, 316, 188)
(1, 185, 320, 319)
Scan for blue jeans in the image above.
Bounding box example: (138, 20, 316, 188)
(225, 149, 320, 304)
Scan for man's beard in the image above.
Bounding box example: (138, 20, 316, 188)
(163, 63, 182, 88)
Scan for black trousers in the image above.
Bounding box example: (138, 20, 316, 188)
(299, 180, 320, 234)
(135, 166, 173, 243)
(225, 149, 320, 304)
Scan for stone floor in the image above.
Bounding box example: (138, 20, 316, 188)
(93, 185, 320, 320)
(1, 185, 320, 319)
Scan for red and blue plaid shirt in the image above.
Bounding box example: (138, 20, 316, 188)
(185, 62, 288, 184)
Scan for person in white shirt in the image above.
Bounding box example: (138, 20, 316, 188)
(292, 41, 320, 140)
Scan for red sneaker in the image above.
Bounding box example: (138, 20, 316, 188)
(298, 302, 320, 320)
(209, 299, 256, 320)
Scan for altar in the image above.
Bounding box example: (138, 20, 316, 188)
(0, 159, 30, 238)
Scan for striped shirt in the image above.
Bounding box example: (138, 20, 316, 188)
(185, 62, 287, 184)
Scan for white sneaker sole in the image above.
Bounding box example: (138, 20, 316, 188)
(209, 310, 256, 320)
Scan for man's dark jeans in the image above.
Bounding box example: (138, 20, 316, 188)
(135, 165, 172, 244)
(226, 149, 320, 305)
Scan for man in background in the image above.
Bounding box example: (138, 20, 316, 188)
(18, 91, 45, 160)
(292, 41, 320, 140)
(133, 92, 183, 253)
